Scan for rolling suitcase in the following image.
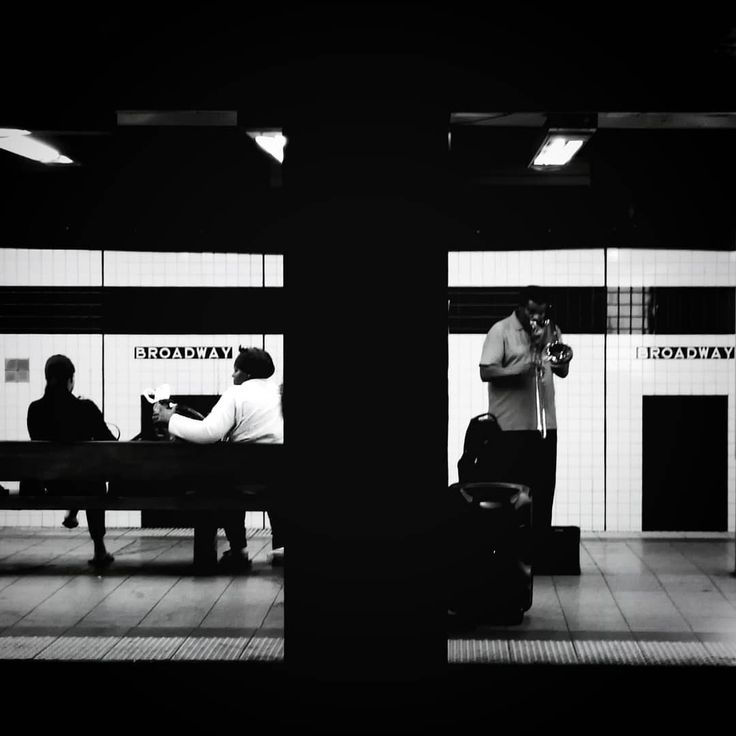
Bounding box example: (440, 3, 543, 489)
(448, 480, 533, 625)
(448, 413, 534, 626)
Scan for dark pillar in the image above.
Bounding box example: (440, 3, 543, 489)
(279, 99, 451, 728)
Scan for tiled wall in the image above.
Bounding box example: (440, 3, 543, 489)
(607, 249, 736, 287)
(606, 334, 735, 531)
(448, 249, 606, 287)
(103, 251, 267, 287)
(0, 248, 285, 288)
(0, 333, 109, 527)
(0, 249, 102, 286)
(104, 333, 282, 442)
(0, 249, 284, 528)
(449, 248, 736, 532)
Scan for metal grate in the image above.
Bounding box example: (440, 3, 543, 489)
(702, 641, 736, 665)
(248, 528, 273, 538)
(0, 636, 57, 660)
(606, 287, 652, 334)
(629, 640, 715, 666)
(103, 636, 187, 661)
(448, 286, 606, 335)
(35, 636, 120, 660)
(0, 287, 103, 333)
(172, 636, 249, 661)
(447, 639, 511, 663)
(447, 638, 736, 665)
(241, 636, 284, 661)
(509, 639, 578, 664)
(573, 639, 646, 665)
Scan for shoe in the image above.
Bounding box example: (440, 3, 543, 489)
(219, 549, 252, 572)
(88, 552, 114, 568)
(269, 547, 284, 566)
(62, 515, 79, 529)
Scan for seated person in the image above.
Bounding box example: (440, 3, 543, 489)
(26, 354, 117, 568)
(152, 347, 284, 571)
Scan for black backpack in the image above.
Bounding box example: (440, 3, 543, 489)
(457, 413, 503, 483)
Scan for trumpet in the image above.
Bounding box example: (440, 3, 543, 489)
(529, 318, 573, 438)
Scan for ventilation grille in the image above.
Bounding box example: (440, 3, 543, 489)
(0, 287, 103, 333)
(448, 287, 606, 334)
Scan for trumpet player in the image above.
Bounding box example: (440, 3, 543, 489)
(479, 286, 572, 568)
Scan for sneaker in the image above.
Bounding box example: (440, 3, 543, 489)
(269, 547, 284, 566)
(219, 549, 252, 572)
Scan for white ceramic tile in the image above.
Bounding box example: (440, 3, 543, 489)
(103, 251, 271, 287)
(0, 249, 102, 286)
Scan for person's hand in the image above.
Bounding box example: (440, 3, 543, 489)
(152, 402, 175, 425)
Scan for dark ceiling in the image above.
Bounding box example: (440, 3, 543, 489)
(1, 8, 735, 251)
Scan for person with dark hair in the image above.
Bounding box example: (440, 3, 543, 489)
(26, 354, 117, 568)
(478, 286, 572, 569)
(153, 347, 284, 571)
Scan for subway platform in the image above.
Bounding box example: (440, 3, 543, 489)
(2, 528, 735, 667)
(0, 526, 283, 661)
(448, 532, 736, 666)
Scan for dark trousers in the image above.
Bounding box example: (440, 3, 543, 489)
(20, 479, 106, 542)
(215, 508, 284, 550)
(193, 484, 285, 566)
(493, 430, 557, 563)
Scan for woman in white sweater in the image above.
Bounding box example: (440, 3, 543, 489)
(153, 347, 284, 571)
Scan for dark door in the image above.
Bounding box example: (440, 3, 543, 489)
(642, 395, 728, 531)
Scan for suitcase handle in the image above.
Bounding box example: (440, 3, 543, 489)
(458, 482, 531, 506)
(478, 501, 505, 510)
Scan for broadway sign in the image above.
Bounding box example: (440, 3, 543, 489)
(636, 346, 735, 360)
(134, 346, 234, 359)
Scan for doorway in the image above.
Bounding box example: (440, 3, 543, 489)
(642, 395, 728, 532)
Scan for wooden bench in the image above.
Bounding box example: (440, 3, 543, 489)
(0, 441, 284, 570)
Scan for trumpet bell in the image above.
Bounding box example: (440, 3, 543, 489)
(546, 341, 573, 365)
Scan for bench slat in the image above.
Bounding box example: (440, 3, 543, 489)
(0, 495, 267, 511)
(0, 441, 284, 482)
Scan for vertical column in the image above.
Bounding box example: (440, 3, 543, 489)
(279, 101, 450, 720)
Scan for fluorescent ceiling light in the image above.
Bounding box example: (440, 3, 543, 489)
(530, 128, 592, 170)
(0, 128, 74, 164)
(246, 130, 287, 164)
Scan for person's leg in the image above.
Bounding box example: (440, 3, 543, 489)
(496, 430, 534, 488)
(63, 509, 79, 528)
(85, 508, 113, 566)
(193, 513, 219, 572)
(269, 510, 283, 550)
(266, 484, 285, 563)
(48, 482, 111, 566)
(267, 510, 284, 564)
(223, 510, 248, 553)
(220, 510, 251, 571)
(530, 430, 557, 568)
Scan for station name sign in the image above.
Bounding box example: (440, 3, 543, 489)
(636, 346, 735, 360)
(134, 346, 234, 360)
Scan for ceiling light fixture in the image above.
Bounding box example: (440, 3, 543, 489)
(246, 130, 287, 164)
(0, 128, 74, 164)
(529, 127, 593, 170)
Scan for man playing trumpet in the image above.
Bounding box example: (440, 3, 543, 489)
(479, 285, 572, 569)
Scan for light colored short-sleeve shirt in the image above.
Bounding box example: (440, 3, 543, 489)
(479, 311, 558, 431)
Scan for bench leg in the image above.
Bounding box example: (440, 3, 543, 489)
(193, 518, 218, 572)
